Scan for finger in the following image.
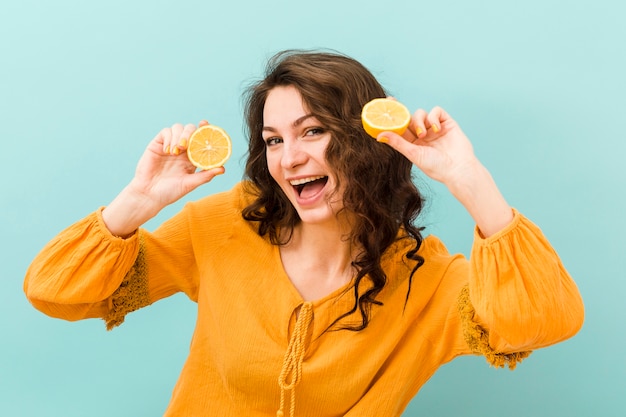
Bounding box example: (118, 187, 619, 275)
(410, 109, 428, 138)
(175, 123, 196, 152)
(427, 106, 451, 134)
(198, 119, 209, 127)
(167, 123, 185, 155)
(158, 127, 173, 154)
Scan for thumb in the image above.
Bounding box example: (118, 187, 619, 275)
(377, 132, 425, 167)
(182, 167, 226, 193)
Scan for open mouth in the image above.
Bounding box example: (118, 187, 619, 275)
(290, 175, 329, 198)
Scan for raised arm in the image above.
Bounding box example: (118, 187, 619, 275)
(377, 106, 512, 237)
(103, 120, 224, 237)
(25, 121, 224, 325)
(378, 107, 583, 360)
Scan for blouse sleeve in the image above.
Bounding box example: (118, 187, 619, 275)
(458, 209, 584, 367)
(24, 208, 141, 324)
(24, 204, 200, 330)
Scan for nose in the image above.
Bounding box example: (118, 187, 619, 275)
(280, 138, 307, 169)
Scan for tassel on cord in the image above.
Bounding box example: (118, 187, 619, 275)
(277, 302, 313, 417)
(457, 285, 532, 370)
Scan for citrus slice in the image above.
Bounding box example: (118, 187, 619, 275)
(186, 124, 232, 170)
(361, 98, 411, 139)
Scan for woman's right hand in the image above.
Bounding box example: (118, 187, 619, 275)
(102, 121, 225, 237)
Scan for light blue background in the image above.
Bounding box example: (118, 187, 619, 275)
(2, 0, 624, 416)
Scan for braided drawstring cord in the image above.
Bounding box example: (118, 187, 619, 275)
(276, 302, 313, 417)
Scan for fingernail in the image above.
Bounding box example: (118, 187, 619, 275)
(164, 145, 170, 154)
(415, 127, 423, 136)
(431, 124, 440, 133)
(173, 147, 180, 155)
(377, 136, 389, 144)
(179, 138, 187, 148)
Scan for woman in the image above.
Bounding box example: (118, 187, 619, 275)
(24, 50, 584, 417)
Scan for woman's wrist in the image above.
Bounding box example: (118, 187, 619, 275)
(102, 183, 160, 238)
(446, 160, 514, 238)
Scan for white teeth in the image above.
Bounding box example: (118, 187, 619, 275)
(290, 175, 326, 186)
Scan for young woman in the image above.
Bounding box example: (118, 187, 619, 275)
(24, 50, 584, 417)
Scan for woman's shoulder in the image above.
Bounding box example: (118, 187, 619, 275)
(186, 181, 258, 215)
(419, 235, 468, 279)
(387, 233, 463, 263)
(383, 233, 468, 290)
(176, 181, 261, 240)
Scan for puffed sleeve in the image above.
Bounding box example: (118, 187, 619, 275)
(24, 208, 142, 323)
(24, 184, 245, 330)
(458, 209, 584, 368)
(24, 203, 201, 329)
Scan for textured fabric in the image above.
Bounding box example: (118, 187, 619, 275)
(24, 181, 584, 417)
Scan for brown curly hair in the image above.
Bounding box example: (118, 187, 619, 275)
(242, 49, 425, 331)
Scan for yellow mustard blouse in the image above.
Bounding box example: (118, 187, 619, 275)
(24, 182, 584, 417)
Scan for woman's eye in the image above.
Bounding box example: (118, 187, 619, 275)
(264, 137, 282, 146)
(305, 127, 325, 136)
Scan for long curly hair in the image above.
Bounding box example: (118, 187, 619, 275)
(242, 49, 425, 331)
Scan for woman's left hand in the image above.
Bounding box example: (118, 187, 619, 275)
(377, 106, 514, 237)
(377, 106, 478, 188)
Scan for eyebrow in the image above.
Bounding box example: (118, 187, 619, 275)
(262, 113, 316, 133)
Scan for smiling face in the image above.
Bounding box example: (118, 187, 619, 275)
(262, 85, 343, 226)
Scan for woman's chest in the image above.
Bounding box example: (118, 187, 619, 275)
(193, 269, 439, 412)
(192, 286, 428, 415)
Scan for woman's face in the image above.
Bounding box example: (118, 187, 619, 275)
(262, 85, 343, 226)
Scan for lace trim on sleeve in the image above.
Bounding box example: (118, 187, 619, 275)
(104, 235, 151, 330)
(457, 285, 531, 370)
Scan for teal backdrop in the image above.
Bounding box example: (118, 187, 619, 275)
(2, 0, 624, 416)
